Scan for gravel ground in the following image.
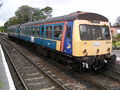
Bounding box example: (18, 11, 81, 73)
(1, 39, 58, 90)
(112, 51, 120, 59)
(112, 51, 120, 57)
(3, 49, 26, 90)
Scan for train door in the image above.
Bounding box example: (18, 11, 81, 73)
(63, 21, 73, 55)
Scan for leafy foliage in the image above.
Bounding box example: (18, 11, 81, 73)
(112, 34, 120, 49)
(0, 26, 5, 32)
(115, 41, 120, 46)
(117, 33, 120, 37)
(4, 5, 53, 29)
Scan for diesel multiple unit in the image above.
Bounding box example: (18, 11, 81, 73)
(7, 11, 116, 70)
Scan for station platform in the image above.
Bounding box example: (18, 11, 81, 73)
(0, 45, 16, 90)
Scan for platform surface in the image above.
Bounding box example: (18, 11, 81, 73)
(0, 45, 16, 90)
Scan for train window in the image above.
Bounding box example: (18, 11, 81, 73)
(66, 26, 71, 39)
(54, 25, 62, 39)
(23, 28, 24, 35)
(46, 26, 52, 37)
(101, 26, 111, 40)
(32, 27, 36, 35)
(29, 27, 32, 35)
(23, 28, 25, 35)
(36, 27, 40, 36)
(21, 28, 23, 35)
(26, 28, 28, 35)
(28, 27, 31, 35)
(80, 25, 110, 40)
(28, 28, 31, 35)
(34, 27, 38, 35)
(41, 26, 44, 36)
(91, 26, 102, 40)
(80, 25, 89, 40)
(27, 28, 30, 35)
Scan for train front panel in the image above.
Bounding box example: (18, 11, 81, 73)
(72, 20, 116, 66)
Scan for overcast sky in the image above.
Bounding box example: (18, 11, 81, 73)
(0, 0, 120, 26)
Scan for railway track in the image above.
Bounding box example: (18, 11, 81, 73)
(0, 34, 120, 90)
(2, 44, 29, 90)
(103, 70, 120, 83)
(99, 65, 120, 83)
(55, 62, 120, 90)
(0, 36, 67, 90)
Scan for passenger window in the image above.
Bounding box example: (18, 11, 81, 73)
(41, 27, 44, 36)
(54, 25, 62, 39)
(26, 28, 28, 35)
(80, 25, 88, 40)
(34, 27, 38, 35)
(30, 27, 33, 35)
(46, 26, 52, 37)
(101, 26, 110, 40)
(27, 28, 30, 35)
(32, 27, 35, 35)
(36, 27, 40, 35)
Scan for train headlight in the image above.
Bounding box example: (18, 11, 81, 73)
(107, 48, 110, 53)
(96, 49, 99, 53)
(83, 49, 88, 56)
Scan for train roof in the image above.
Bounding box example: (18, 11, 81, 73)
(22, 11, 109, 26)
(8, 24, 20, 29)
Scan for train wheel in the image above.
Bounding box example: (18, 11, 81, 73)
(72, 62, 83, 73)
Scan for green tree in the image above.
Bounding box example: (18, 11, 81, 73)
(117, 33, 120, 37)
(0, 26, 5, 32)
(4, 5, 53, 28)
(112, 33, 120, 48)
(32, 8, 44, 21)
(15, 5, 33, 23)
(15, 5, 52, 23)
(4, 17, 19, 31)
(115, 42, 120, 46)
(8, 17, 19, 25)
(41, 6, 53, 19)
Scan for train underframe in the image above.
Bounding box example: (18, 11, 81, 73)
(8, 35, 116, 72)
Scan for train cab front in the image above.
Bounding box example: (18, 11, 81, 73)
(72, 20, 116, 69)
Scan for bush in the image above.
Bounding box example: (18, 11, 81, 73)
(113, 41, 120, 50)
(115, 41, 120, 46)
(117, 34, 120, 38)
(0, 26, 4, 32)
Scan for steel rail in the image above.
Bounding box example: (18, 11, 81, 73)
(1, 43, 29, 90)
(101, 71, 120, 83)
(0, 35, 67, 90)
